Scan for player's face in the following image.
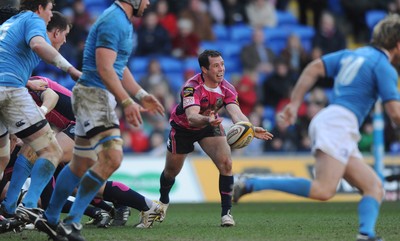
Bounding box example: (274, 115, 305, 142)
(50, 25, 70, 51)
(205, 56, 225, 85)
(38, 2, 53, 25)
(136, 0, 150, 17)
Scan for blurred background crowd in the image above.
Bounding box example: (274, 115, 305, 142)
(30, 0, 400, 155)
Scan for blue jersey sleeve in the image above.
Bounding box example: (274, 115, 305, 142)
(24, 15, 48, 45)
(374, 63, 400, 103)
(321, 50, 348, 78)
(96, 20, 122, 51)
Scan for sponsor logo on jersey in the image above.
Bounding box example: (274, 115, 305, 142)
(183, 97, 195, 108)
(183, 87, 194, 97)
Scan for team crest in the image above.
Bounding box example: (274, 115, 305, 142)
(216, 98, 223, 108)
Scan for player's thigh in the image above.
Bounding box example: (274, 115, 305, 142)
(314, 150, 346, 190)
(199, 136, 232, 168)
(56, 130, 74, 163)
(344, 157, 383, 200)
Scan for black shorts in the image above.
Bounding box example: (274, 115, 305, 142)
(62, 123, 75, 140)
(167, 121, 225, 154)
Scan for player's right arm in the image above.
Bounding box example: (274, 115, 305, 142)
(279, 59, 325, 125)
(29, 36, 81, 80)
(185, 107, 222, 128)
(96, 47, 142, 127)
(384, 101, 400, 124)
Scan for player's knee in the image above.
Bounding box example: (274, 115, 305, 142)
(102, 149, 123, 171)
(312, 184, 336, 201)
(217, 157, 232, 174)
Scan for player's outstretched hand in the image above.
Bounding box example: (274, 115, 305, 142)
(124, 102, 143, 127)
(254, 127, 273, 140)
(278, 103, 298, 127)
(27, 78, 48, 91)
(208, 111, 223, 127)
(140, 94, 165, 116)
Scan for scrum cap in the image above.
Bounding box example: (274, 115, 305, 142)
(119, 0, 142, 17)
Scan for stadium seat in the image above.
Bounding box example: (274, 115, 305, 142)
(128, 57, 150, 74)
(224, 58, 242, 73)
(266, 39, 286, 55)
(158, 56, 183, 73)
(220, 41, 243, 59)
(200, 41, 224, 53)
(183, 57, 199, 72)
(365, 10, 387, 30)
(276, 10, 298, 26)
(213, 24, 230, 41)
(264, 28, 290, 43)
(229, 24, 253, 45)
(262, 106, 276, 130)
(164, 72, 185, 94)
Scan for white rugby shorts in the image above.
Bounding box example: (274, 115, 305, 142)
(309, 105, 362, 164)
(72, 84, 119, 137)
(0, 87, 44, 135)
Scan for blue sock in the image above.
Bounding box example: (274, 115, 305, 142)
(64, 170, 104, 224)
(2, 155, 33, 213)
(248, 177, 311, 197)
(22, 158, 55, 208)
(358, 195, 380, 238)
(45, 165, 80, 225)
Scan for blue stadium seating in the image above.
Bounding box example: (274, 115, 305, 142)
(229, 24, 253, 45)
(212, 24, 230, 41)
(128, 57, 150, 74)
(200, 41, 224, 53)
(365, 10, 387, 31)
(276, 10, 298, 26)
(183, 57, 199, 71)
(158, 56, 183, 73)
(164, 72, 185, 93)
(220, 41, 243, 59)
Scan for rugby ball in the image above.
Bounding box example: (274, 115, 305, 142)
(226, 121, 255, 149)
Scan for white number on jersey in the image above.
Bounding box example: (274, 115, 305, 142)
(336, 56, 365, 86)
(0, 23, 12, 41)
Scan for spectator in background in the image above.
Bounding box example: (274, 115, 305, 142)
(140, 59, 176, 114)
(359, 117, 374, 153)
(240, 27, 275, 74)
(340, 0, 373, 43)
(280, 34, 310, 76)
(232, 72, 258, 116)
(264, 114, 300, 152)
(262, 58, 297, 108)
(171, 18, 200, 59)
(221, 0, 248, 26)
(245, 0, 277, 28)
(156, 0, 178, 38)
(296, 87, 328, 152)
(208, 0, 225, 24)
(136, 11, 172, 56)
(180, 0, 215, 41)
(312, 11, 346, 55)
(297, 0, 328, 29)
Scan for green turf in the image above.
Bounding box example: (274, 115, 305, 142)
(2, 202, 400, 241)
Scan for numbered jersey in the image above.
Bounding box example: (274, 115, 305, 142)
(322, 46, 400, 125)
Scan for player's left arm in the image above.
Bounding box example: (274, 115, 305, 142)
(225, 104, 273, 140)
(121, 68, 165, 116)
(39, 88, 59, 115)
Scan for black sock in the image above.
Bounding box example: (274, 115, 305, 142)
(103, 180, 148, 211)
(219, 174, 233, 216)
(91, 197, 113, 213)
(159, 171, 175, 204)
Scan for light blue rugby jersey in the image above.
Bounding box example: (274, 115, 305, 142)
(322, 46, 400, 126)
(78, 3, 135, 89)
(0, 11, 50, 87)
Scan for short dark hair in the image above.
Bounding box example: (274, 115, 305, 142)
(198, 49, 222, 70)
(47, 11, 71, 32)
(20, 0, 54, 12)
(0, 7, 19, 24)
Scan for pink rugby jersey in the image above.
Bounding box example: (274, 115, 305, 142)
(170, 73, 239, 130)
(29, 76, 75, 129)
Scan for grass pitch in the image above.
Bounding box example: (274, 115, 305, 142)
(2, 202, 400, 241)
